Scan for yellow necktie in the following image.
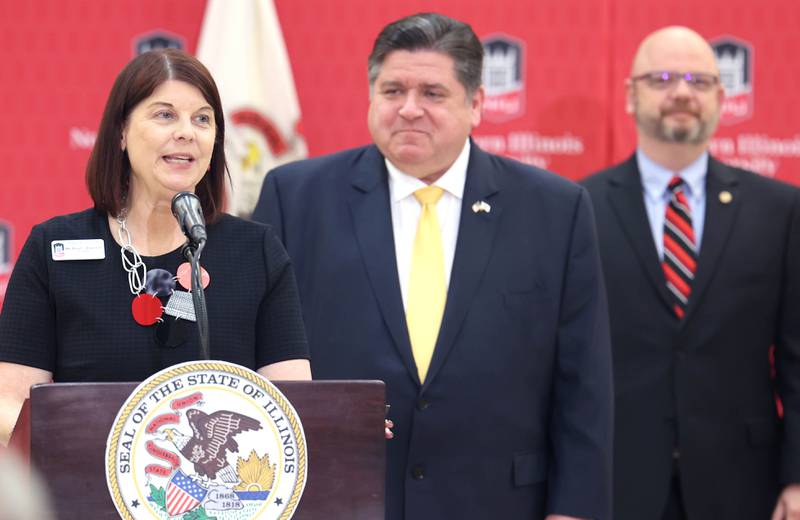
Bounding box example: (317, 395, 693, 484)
(407, 186, 446, 383)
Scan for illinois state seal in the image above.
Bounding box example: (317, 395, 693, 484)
(106, 361, 307, 519)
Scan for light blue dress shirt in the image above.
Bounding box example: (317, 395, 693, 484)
(637, 149, 707, 260)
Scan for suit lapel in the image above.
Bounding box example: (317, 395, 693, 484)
(683, 158, 740, 322)
(347, 146, 420, 384)
(423, 145, 502, 388)
(605, 156, 674, 311)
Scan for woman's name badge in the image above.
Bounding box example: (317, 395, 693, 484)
(51, 239, 105, 261)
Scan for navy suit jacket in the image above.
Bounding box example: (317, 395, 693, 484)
(583, 156, 800, 520)
(253, 143, 613, 520)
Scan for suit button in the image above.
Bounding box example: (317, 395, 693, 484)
(417, 399, 429, 411)
(411, 465, 425, 480)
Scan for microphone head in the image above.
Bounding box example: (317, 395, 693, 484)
(171, 192, 207, 244)
(171, 191, 203, 219)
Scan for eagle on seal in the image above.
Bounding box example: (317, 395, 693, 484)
(165, 408, 262, 483)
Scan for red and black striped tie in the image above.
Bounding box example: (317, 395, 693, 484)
(662, 176, 697, 319)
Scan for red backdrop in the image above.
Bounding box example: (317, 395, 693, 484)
(1, 0, 798, 308)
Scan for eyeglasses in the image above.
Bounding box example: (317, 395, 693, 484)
(630, 71, 720, 92)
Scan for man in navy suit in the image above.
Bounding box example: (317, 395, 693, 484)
(253, 13, 612, 520)
(583, 27, 800, 520)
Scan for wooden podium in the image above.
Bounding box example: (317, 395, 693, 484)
(9, 380, 385, 519)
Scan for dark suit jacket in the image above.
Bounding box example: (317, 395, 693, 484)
(253, 143, 613, 520)
(582, 155, 800, 520)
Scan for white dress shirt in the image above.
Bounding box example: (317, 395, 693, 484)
(387, 140, 470, 311)
(637, 149, 707, 259)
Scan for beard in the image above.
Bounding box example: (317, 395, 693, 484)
(634, 100, 719, 145)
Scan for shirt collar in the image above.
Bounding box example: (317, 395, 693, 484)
(637, 148, 708, 201)
(387, 140, 470, 202)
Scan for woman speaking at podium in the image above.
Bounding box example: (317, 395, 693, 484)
(0, 49, 311, 444)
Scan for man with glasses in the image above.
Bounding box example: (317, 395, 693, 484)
(583, 26, 800, 520)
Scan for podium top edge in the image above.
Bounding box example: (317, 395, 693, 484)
(31, 380, 386, 392)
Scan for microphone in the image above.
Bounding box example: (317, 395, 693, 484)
(172, 191, 210, 360)
(171, 192, 207, 245)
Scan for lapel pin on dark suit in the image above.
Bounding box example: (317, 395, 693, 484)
(718, 191, 733, 204)
(472, 201, 491, 213)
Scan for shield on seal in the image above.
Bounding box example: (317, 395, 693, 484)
(165, 469, 208, 516)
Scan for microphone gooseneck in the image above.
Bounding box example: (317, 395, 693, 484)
(171, 191, 210, 360)
(184, 241, 210, 360)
